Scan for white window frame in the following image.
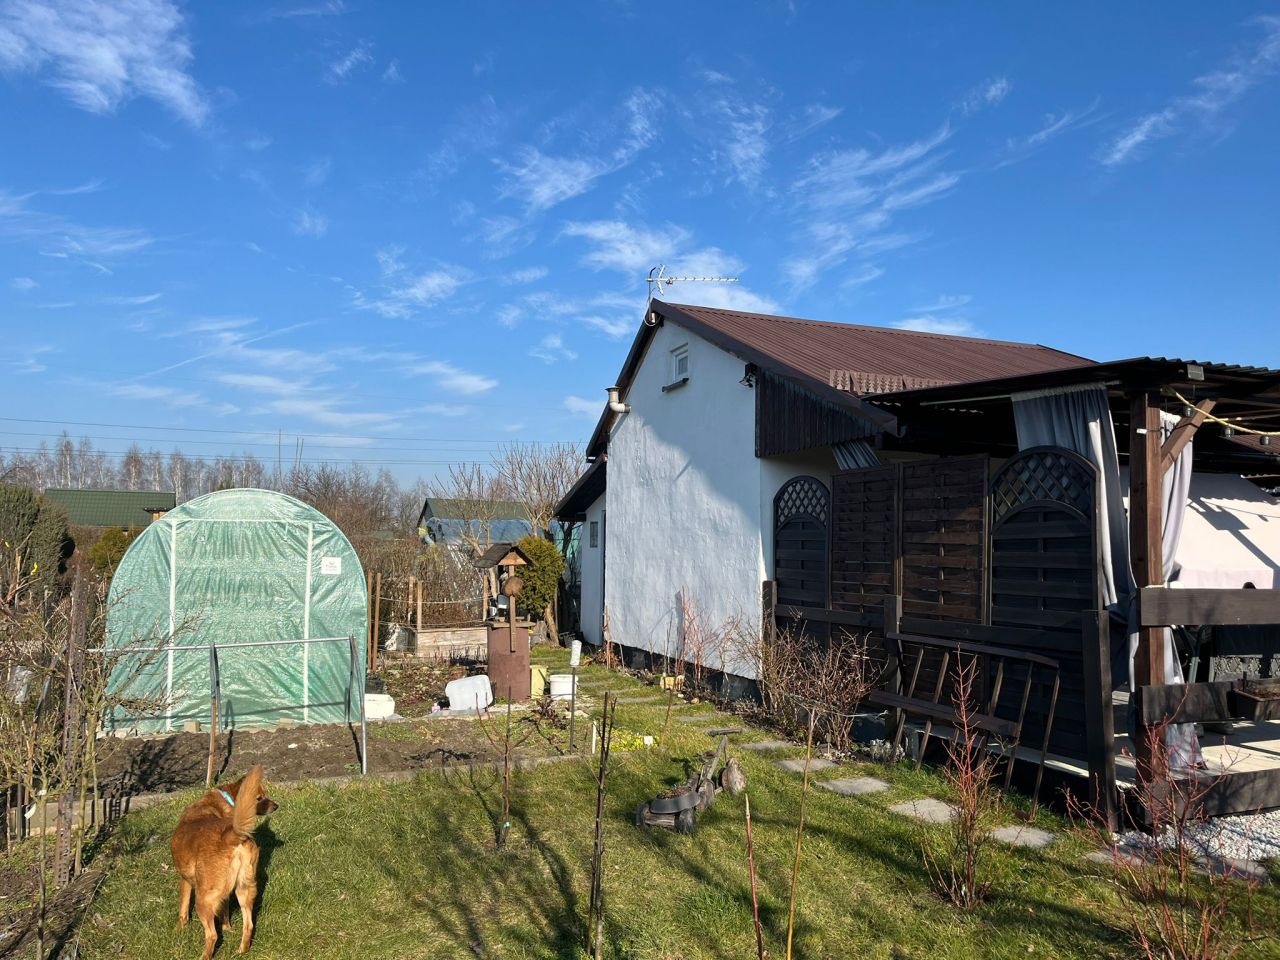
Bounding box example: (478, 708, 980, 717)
(668, 343, 690, 387)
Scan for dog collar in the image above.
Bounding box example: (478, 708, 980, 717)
(218, 789, 235, 807)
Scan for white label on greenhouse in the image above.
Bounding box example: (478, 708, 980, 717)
(320, 556, 342, 576)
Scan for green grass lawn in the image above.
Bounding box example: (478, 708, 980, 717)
(64, 649, 1280, 960)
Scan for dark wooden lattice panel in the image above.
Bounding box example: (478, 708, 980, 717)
(774, 476, 830, 608)
(900, 456, 988, 622)
(830, 465, 897, 613)
(988, 448, 1099, 761)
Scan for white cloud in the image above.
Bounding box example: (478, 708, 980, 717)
(381, 59, 402, 84)
(893, 316, 979, 336)
(563, 395, 600, 420)
(562, 220, 690, 274)
(110, 382, 237, 414)
(10, 344, 51, 373)
(419, 403, 470, 418)
(302, 157, 332, 187)
(244, 135, 272, 152)
(961, 76, 1011, 114)
(783, 103, 843, 143)
(505, 266, 547, 284)
(476, 215, 534, 257)
(999, 101, 1100, 165)
(403, 360, 496, 395)
(105, 292, 162, 304)
(580, 315, 632, 338)
(718, 98, 771, 189)
(496, 87, 661, 214)
(498, 149, 608, 214)
(292, 207, 328, 238)
(529, 332, 578, 364)
(0, 188, 153, 262)
(9, 276, 36, 290)
(912, 294, 971, 313)
(1100, 16, 1280, 166)
(326, 40, 372, 83)
(784, 124, 955, 290)
(0, 0, 208, 124)
(496, 304, 522, 328)
(258, 1, 345, 20)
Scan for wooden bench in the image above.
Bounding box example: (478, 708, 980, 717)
(876, 619, 1062, 809)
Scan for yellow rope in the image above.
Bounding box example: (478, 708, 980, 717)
(1169, 389, 1280, 438)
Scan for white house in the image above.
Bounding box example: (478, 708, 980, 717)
(555, 300, 1090, 681)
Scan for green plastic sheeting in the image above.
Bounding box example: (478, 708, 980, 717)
(106, 489, 367, 733)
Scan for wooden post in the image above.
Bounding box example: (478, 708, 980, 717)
(372, 571, 382, 672)
(55, 576, 87, 887)
(1129, 390, 1166, 784)
(1080, 610, 1118, 831)
(761, 580, 777, 643)
(366, 571, 374, 665)
(415, 578, 423, 632)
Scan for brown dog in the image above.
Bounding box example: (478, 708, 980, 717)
(171, 765, 279, 959)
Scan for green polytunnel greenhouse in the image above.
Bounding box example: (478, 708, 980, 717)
(105, 488, 367, 734)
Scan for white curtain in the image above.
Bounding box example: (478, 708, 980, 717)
(1157, 410, 1201, 769)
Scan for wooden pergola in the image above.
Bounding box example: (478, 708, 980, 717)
(868, 357, 1280, 816)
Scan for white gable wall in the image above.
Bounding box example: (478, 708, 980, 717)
(578, 493, 606, 648)
(605, 319, 765, 678)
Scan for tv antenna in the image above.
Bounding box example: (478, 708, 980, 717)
(645, 264, 739, 325)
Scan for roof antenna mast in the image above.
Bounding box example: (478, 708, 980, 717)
(644, 264, 739, 326)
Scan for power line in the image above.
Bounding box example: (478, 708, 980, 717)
(0, 446, 488, 467)
(0, 429, 536, 455)
(0, 417, 580, 446)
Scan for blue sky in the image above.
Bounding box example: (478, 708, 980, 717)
(2, 1, 1278, 483)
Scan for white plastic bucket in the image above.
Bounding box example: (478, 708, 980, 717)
(365, 693, 396, 720)
(548, 673, 577, 701)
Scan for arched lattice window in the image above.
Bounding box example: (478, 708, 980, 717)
(774, 476, 830, 608)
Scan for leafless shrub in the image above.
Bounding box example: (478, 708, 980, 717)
(732, 617, 878, 755)
(920, 653, 1003, 909)
(1069, 718, 1262, 960)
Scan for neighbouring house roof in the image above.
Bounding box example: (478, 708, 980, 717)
(419, 497, 530, 522)
(554, 458, 606, 521)
(586, 301, 1092, 458)
(43, 488, 175, 528)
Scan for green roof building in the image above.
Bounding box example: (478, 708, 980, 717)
(43, 488, 176, 528)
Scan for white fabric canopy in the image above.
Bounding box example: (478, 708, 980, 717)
(1170, 473, 1280, 589)
(1122, 470, 1280, 589)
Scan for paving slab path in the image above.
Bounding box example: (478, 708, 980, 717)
(889, 798, 956, 824)
(776, 757, 836, 774)
(993, 825, 1056, 849)
(818, 776, 889, 797)
(741, 739, 796, 752)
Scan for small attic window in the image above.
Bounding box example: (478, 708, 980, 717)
(665, 343, 690, 392)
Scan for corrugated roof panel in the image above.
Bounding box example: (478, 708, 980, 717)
(662, 303, 1093, 388)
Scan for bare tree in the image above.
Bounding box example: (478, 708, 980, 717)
(429, 462, 512, 553)
(492, 442, 582, 539)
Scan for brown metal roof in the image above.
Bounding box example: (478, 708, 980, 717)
(662, 303, 1093, 394)
(586, 300, 1096, 458)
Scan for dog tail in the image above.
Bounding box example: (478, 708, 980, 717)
(232, 765, 263, 838)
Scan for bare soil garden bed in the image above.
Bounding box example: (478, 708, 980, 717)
(94, 709, 568, 797)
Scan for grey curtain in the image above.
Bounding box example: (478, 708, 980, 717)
(1011, 383, 1134, 612)
(832, 439, 880, 470)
